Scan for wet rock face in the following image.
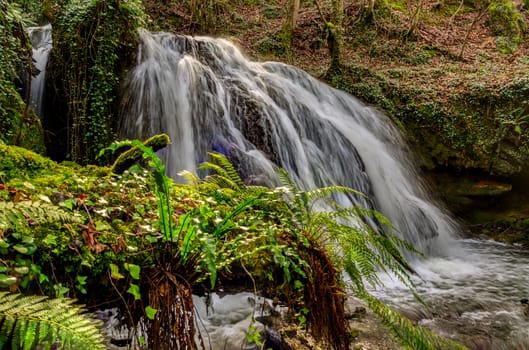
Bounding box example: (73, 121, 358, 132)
(430, 171, 513, 213)
(429, 169, 529, 245)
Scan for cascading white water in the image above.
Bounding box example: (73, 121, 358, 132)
(119, 30, 458, 256)
(27, 23, 52, 118)
(118, 30, 529, 350)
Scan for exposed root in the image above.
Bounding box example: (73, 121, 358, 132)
(146, 269, 197, 350)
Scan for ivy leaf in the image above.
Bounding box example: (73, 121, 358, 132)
(14, 266, 29, 275)
(13, 244, 36, 255)
(109, 263, 124, 279)
(124, 263, 140, 280)
(0, 239, 10, 249)
(0, 274, 17, 287)
(145, 306, 157, 320)
(127, 283, 141, 300)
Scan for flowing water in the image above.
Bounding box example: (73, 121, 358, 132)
(374, 239, 529, 349)
(119, 31, 529, 349)
(27, 23, 52, 118)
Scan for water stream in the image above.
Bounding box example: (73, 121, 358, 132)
(375, 239, 529, 349)
(118, 31, 529, 349)
(27, 23, 52, 118)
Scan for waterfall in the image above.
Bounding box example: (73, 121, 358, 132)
(119, 30, 458, 255)
(27, 23, 52, 118)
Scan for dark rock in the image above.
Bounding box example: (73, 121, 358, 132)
(263, 325, 293, 350)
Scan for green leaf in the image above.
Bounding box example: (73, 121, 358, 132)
(42, 234, 57, 246)
(0, 275, 17, 287)
(109, 264, 124, 279)
(124, 263, 140, 280)
(14, 266, 29, 275)
(145, 306, 157, 320)
(127, 284, 141, 300)
(95, 220, 111, 231)
(13, 244, 29, 254)
(0, 239, 10, 249)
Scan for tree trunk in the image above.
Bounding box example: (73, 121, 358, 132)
(281, 0, 300, 62)
(328, 0, 343, 72)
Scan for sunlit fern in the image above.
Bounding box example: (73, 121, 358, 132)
(0, 201, 81, 231)
(200, 154, 467, 350)
(0, 291, 105, 350)
(276, 165, 468, 349)
(198, 152, 247, 190)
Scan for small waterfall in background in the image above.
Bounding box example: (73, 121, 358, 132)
(27, 23, 52, 118)
(119, 30, 529, 349)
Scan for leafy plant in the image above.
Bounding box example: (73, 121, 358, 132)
(0, 291, 105, 349)
(266, 169, 466, 350)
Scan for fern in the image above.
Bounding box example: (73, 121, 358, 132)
(198, 152, 246, 190)
(0, 201, 81, 231)
(362, 292, 468, 350)
(0, 292, 105, 350)
(274, 165, 469, 348)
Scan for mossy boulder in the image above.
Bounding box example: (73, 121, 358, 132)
(0, 143, 55, 182)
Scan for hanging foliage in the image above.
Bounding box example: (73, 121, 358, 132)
(50, 0, 145, 163)
(0, 0, 45, 153)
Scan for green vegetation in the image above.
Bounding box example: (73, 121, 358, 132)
(1, 0, 528, 347)
(50, 0, 145, 163)
(0, 0, 44, 154)
(0, 140, 468, 349)
(0, 292, 105, 349)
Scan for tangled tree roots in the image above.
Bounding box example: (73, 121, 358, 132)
(146, 269, 197, 350)
(302, 243, 350, 350)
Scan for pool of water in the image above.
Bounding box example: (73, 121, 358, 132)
(373, 239, 529, 350)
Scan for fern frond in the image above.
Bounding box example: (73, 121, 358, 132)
(360, 292, 468, 350)
(0, 292, 105, 350)
(177, 170, 200, 185)
(304, 185, 366, 205)
(199, 152, 246, 190)
(0, 201, 81, 230)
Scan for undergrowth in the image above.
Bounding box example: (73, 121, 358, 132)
(0, 139, 468, 350)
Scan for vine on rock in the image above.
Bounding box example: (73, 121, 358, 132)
(51, 0, 145, 163)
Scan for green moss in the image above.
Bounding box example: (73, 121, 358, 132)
(488, 0, 526, 53)
(324, 62, 529, 176)
(0, 143, 55, 181)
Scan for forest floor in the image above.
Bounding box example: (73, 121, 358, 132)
(146, 0, 529, 119)
(226, 0, 529, 99)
